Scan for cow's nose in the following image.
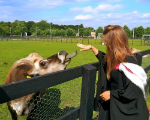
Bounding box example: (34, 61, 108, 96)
(59, 50, 68, 55)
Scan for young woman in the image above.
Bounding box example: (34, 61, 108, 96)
(77, 25, 149, 120)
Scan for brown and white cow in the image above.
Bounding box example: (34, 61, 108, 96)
(4, 50, 77, 120)
(130, 48, 149, 58)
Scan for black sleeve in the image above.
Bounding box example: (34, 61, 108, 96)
(94, 51, 110, 112)
(95, 51, 106, 61)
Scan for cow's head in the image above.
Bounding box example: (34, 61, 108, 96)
(29, 50, 77, 76)
(5, 50, 77, 84)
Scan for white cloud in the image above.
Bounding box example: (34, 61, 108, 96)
(95, 4, 122, 12)
(74, 15, 93, 20)
(70, 6, 93, 12)
(142, 13, 150, 18)
(70, 4, 122, 13)
(95, 11, 150, 28)
(132, 10, 138, 14)
(123, 11, 150, 19)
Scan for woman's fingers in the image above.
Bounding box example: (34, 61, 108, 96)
(77, 43, 91, 51)
(77, 43, 84, 48)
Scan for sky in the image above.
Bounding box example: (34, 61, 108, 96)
(0, 0, 150, 30)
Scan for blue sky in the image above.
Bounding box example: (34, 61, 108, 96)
(0, 0, 150, 30)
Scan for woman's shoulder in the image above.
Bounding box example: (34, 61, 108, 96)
(124, 55, 137, 64)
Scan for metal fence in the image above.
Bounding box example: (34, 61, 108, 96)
(1, 36, 150, 46)
(0, 50, 150, 120)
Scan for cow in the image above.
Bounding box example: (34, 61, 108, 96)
(4, 50, 77, 120)
(130, 48, 149, 58)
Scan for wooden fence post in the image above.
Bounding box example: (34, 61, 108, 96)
(79, 64, 96, 120)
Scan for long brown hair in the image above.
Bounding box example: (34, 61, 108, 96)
(103, 25, 134, 79)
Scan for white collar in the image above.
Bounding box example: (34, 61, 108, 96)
(119, 63, 147, 98)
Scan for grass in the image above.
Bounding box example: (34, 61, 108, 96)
(0, 39, 149, 120)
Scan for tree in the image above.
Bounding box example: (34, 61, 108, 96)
(79, 28, 84, 37)
(2, 26, 10, 35)
(15, 21, 28, 36)
(26, 21, 35, 36)
(51, 29, 56, 36)
(10, 20, 19, 35)
(0, 22, 10, 35)
(44, 29, 50, 35)
(83, 29, 90, 36)
(0, 27, 6, 35)
(96, 26, 103, 36)
(66, 28, 75, 36)
(123, 25, 131, 38)
(54, 29, 61, 36)
(37, 28, 41, 36)
(145, 27, 150, 34)
(79, 24, 84, 28)
(37, 20, 49, 31)
(135, 26, 145, 38)
(30, 23, 38, 35)
(60, 29, 65, 36)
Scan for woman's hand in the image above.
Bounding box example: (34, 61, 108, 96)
(77, 43, 92, 51)
(100, 91, 110, 101)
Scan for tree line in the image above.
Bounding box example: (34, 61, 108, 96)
(0, 20, 150, 38)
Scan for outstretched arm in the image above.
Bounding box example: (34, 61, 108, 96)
(77, 43, 99, 55)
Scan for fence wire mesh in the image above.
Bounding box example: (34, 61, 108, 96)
(0, 77, 82, 120)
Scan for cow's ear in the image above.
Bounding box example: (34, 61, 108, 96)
(17, 63, 32, 70)
(4, 60, 34, 84)
(16, 60, 33, 71)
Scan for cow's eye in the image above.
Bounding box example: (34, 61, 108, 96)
(39, 60, 48, 68)
(40, 61, 46, 66)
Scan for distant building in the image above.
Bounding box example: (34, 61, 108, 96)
(91, 32, 96, 39)
(76, 33, 79, 36)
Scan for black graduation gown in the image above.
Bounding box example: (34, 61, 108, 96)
(94, 51, 149, 120)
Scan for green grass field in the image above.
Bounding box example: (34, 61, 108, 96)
(0, 39, 149, 120)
